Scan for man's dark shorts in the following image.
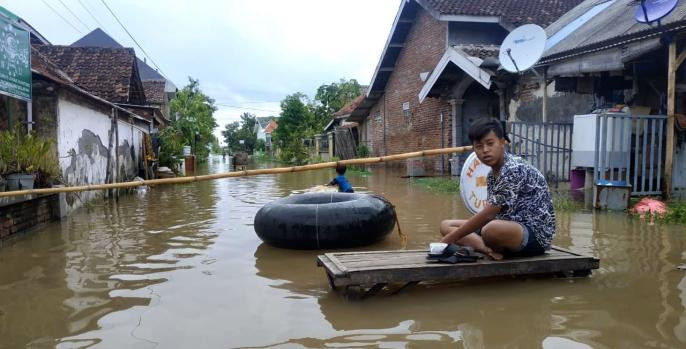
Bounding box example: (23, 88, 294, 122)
(475, 223, 545, 258)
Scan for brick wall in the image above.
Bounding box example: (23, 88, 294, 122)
(0, 195, 61, 240)
(367, 9, 452, 172)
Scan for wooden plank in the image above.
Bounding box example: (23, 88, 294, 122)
(666, 41, 676, 198)
(317, 246, 599, 288)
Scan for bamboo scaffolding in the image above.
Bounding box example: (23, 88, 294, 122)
(0, 146, 473, 198)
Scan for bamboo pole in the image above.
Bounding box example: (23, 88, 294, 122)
(0, 145, 474, 198)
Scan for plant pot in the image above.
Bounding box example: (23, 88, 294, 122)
(6, 173, 35, 191)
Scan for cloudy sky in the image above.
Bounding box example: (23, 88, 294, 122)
(1, 0, 400, 141)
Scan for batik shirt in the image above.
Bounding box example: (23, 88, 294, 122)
(486, 153, 555, 249)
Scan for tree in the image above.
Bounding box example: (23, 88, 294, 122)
(169, 77, 218, 161)
(272, 93, 314, 164)
(221, 112, 259, 154)
(312, 78, 363, 129)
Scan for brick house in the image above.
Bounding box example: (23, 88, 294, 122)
(348, 0, 582, 174)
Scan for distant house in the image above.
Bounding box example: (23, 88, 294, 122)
(348, 0, 582, 173)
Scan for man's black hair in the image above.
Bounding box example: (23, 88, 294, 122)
(468, 118, 510, 143)
(336, 163, 347, 175)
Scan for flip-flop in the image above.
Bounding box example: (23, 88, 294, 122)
(426, 244, 483, 264)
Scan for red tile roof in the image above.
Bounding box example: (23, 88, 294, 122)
(421, 0, 584, 27)
(333, 94, 365, 118)
(264, 119, 278, 134)
(34, 45, 146, 105)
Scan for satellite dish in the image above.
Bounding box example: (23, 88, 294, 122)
(635, 0, 678, 24)
(459, 152, 492, 215)
(498, 24, 547, 74)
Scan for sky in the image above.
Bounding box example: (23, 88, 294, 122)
(1, 0, 400, 142)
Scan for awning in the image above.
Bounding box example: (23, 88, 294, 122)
(419, 47, 493, 103)
(546, 38, 661, 77)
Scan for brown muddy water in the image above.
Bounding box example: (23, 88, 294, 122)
(1, 156, 685, 349)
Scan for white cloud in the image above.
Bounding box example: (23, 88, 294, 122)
(2, 0, 399, 142)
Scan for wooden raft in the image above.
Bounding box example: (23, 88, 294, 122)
(317, 246, 599, 298)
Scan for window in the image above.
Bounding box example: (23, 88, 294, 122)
(403, 101, 411, 120)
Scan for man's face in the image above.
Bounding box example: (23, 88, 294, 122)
(473, 130, 506, 167)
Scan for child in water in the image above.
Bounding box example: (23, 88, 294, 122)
(328, 163, 354, 193)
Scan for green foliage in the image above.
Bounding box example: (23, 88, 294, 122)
(255, 139, 266, 152)
(157, 126, 185, 168)
(273, 93, 315, 164)
(221, 112, 259, 154)
(663, 201, 686, 223)
(310, 79, 363, 131)
(254, 150, 276, 162)
(552, 192, 585, 212)
(412, 177, 460, 193)
(356, 144, 370, 158)
(168, 77, 218, 161)
(210, 136, 223, 154)
(0, 127, 60, 180)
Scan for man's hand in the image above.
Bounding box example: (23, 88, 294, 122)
(441, 204, 501, 244)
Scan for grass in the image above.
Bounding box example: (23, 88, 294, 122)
(661, 200, 686, 223)
(254, 151, 277, 162)
(411, 177, 461, 193)
(552, 192, 585, 212)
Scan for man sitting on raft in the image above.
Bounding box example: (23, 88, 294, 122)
(440, 118, 555, 260)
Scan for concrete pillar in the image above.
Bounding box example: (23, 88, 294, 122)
(450, 99, 465, 176)
(315, 136, 320, 155)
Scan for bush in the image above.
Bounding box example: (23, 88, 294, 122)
(412, 177, 460, 193)
(157, 126, 185, 169)
(255, 139, 266, 152)
(356, 144, 370, 158)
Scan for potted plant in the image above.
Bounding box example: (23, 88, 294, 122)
(0, 127, 59, 191)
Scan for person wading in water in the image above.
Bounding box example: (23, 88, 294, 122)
(439, 118, 555, 260)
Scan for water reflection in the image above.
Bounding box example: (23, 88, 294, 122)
(0, 157, 684, 348)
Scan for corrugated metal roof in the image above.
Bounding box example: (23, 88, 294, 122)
(542, 0, 686, 62)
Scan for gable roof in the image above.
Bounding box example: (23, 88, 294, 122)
(256, 116, 274, 129)
(333, 94, 366, 118)
(351, 0, 583, 120)
(72, 28, 165, 81)
(31, 46, 150, 125)
(35, 45, 146, 105)
(264, 119, 278, 134)
(541, 0, 686, 64)
(142, 80, 166, 105)
(419, 0, 584, 28)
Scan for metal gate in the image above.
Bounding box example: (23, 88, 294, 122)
(508, 122, 573, 186)
(593, 114, 667, 196)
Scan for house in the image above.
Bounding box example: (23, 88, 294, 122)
(508, 0, 686, 198)
(71, 28, 177, 119)
(255, 116, 278, 149)
(347, 0, 583, 173)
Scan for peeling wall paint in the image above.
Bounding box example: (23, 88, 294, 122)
(57, 94, 146, 213)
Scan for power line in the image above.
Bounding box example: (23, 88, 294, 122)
(215, 103, 280, 113)
(76, 0, 108, 33)
(57, 0, 90, 31)
(98, 0, 168, 78)
(41, 0, 83, 34)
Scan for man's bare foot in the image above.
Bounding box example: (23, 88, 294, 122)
(485, 248, 503, 261)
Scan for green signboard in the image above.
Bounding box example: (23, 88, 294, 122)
(0, 15, 31, 101)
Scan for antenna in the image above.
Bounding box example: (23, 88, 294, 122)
(498, 24, 547, 74)
(635, 0, 678, 24)
(634, 0, 679, 43)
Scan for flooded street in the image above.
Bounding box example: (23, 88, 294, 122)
(1, 157, 685, 349)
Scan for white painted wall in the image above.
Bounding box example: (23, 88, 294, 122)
(57, 94, 146, 212)
(256, 125, 267, 142)
(57, 97, 112, 212)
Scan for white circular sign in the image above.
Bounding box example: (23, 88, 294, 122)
(499, 24, 547, 73)
(459, 152, 492, 214)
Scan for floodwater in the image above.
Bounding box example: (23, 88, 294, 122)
(1, 157, 685, 349)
